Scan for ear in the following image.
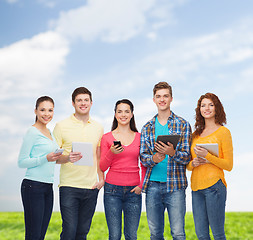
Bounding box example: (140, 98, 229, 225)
(72, 101, 75, 108)
(34, 109, 37, 115)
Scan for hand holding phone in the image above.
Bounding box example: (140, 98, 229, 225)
(111, 141, 123, 154)
(113, 141, 122, 147)
(54, 148, 64, 154)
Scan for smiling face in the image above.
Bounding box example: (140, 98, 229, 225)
(35, 101, 54, 125)
(153, 88, 173, 112)
(200, 98, 215, 120)
(115, 103, 133, 126)
(72, 93, 92, 116)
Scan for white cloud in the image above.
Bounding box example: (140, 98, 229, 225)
(52, 0, 155, 42)
(0, 31, 69, 100)
(51, 0, 187, 43)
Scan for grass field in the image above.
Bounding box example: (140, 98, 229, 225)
(0, 212, 252, 239)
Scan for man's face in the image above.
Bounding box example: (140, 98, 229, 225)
(153, 88, 173, 112)
(72, 94, 92, 116)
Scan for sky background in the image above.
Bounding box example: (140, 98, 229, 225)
(1, 0, 253, 212)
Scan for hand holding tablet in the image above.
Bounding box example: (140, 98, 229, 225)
(156, 135, 181, 149)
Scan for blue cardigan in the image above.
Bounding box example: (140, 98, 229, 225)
(18, 126, 58, 183)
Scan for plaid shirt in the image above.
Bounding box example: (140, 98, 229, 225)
(140, 111, 192, 192)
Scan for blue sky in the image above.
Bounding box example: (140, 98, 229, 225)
(1, 0, 253, 212)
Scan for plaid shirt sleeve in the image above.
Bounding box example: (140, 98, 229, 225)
(140, 121, 156, 167)
(172, 121, 192, 165)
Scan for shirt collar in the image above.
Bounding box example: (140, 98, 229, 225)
(151, 111, 175, 126)
(71, 114, 92, 124)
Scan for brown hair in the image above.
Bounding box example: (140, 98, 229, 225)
(194, 93, 226, 136)
(153, 82, 172, 97)
(35, 96, 54, 122)
(72, 87, 92, 103)
(111, 99, 138, 132)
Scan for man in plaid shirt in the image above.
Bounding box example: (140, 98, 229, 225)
(140, 82, 192, 240)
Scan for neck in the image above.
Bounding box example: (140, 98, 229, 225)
(157, 109, 171, 122)
(74, 113, 89, 123)
(204, 118, 218, 128)
(114, 124, 132, 133)
(33, 121, 47, 130)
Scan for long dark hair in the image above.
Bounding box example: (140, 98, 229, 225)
(111, 99, 138, 132)
(35, 96, 54, 122)
(194, 93, 226, 136)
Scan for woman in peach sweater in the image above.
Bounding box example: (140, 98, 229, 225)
(187, 93, 233, 240)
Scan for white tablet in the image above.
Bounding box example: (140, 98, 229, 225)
(196, 143, 219, 157)
(72, 142, 94, 166)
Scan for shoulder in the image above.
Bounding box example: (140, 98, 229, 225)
(141, 116, 156, 132)
(102, 132, 112, 139)
(218, 126, 231, 136)
(89, 119, 104, 135)
(173, 112, 189, 125)
(25, 126, 38, 136)
(55, 116, 72, 127)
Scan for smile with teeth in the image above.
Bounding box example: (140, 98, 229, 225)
(42, 117, 51, 121)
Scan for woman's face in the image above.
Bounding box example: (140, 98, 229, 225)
(200, 98, 215, 120)
(35, 101, 54, 125)
(115, 103, 133, 126)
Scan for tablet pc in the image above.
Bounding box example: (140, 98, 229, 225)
(72, 142, 93, 166)
(196, 143, 219, 157)
(156, 134, 181, 149)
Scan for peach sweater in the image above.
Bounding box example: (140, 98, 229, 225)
(187, 126, 233, 191)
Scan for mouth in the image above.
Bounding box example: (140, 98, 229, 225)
(42, 117, 51, 121)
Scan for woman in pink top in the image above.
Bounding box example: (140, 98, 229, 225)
(100, 99, 146, 240)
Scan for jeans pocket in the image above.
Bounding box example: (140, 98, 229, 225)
(104, 183, 117, 195)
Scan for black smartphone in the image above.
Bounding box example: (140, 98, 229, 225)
(113, 141, 122, 147)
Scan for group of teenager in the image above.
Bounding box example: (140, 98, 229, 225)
(18, 81, 233, 240)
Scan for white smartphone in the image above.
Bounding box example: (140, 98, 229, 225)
(54, 148, 64, 154)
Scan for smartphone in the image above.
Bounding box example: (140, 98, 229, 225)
(54, 148, 64, 154)
(113, 141, 122, 147)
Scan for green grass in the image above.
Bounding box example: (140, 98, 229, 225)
(0, 212, 252, 239)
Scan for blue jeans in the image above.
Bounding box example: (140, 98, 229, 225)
(104, 182, 142, 240)
(21, 179, 53, 240)
(192, 179, 227, 240)
(146, 181, 186, 240)
(59, 186, 99, 240)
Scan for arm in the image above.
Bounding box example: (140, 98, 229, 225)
(53, 123, 79, 164)
(99, 135, 114, 172)
(195, 129, 233, 171)
(138, 163, 147, 189)
(92, 146, 105, 190)
(18, 129, 48, 168)
(130, 161, 147, 194)
(140, 126, 157, 167)
(171, 122, 192, 165)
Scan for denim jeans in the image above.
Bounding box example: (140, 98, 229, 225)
(104, 182, 142, 240)
(192, 179, 227, 240)
(21, 179, 53, 240)
(59, 186, 99, 240)
(146, 181, 186, 240)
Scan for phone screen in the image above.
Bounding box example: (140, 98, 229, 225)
(113, 141, 122, 147)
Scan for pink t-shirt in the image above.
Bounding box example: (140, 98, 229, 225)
(100, 132, 146, 188)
